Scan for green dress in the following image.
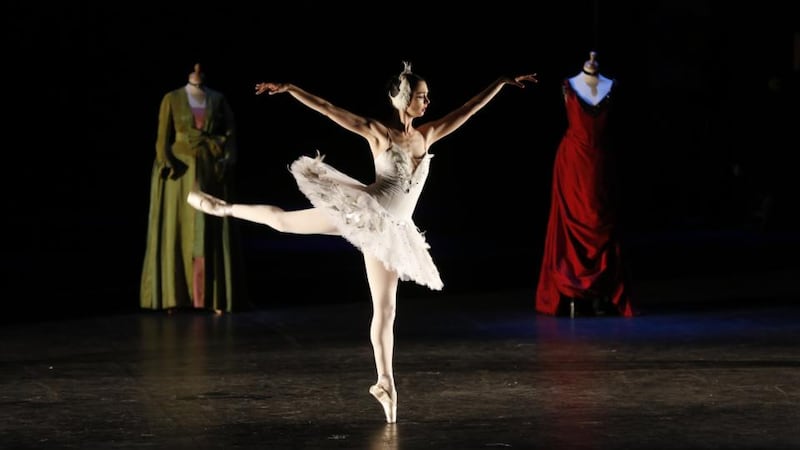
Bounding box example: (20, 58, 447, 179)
(140, 85, 247, 312)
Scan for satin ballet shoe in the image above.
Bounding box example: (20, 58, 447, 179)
(187, 190, 231, 217)
(369, 384, 397, 424)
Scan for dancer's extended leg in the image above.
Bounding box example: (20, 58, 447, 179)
(190, 190, 398, 421)
(188, 190, 338, 235)
(364, 254, 399, 424)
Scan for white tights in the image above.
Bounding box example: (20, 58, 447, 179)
(229, 203, 398, 393)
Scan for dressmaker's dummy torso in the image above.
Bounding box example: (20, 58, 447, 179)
(568, 51, 613, 105)
(185, 64, 207, 127)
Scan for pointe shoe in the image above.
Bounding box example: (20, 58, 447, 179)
(187, 190, 231, 217)
(369, 384, 397, 424)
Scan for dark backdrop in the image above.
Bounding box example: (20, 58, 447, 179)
(4, 2, 798, 320)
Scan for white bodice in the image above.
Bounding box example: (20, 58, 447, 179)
(367, 146, 432, 221)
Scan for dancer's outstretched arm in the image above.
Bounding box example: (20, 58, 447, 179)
(419, 73, 538, 146)
(255, 82, 387, 148)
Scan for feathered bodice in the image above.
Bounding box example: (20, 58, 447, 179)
(368, 146, 433, 220)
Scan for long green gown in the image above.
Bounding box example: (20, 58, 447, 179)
(140, 85, 248, 312)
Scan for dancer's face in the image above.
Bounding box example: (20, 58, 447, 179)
(407, 81, 430, 118)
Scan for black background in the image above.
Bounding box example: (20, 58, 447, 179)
(5, 2, 798, 320)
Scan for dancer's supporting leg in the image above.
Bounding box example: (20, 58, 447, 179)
(364, 253, 399, 424)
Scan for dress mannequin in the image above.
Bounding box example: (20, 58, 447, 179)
(568, 51, 613, 106)
(141, 61, 246, 314)
(535, 50, 634, 318)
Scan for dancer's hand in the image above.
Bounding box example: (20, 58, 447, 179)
(255, 82, 289, 95)
(505, 73, 538, 88)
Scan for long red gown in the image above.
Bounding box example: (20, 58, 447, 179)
(535, 79, 634, 317)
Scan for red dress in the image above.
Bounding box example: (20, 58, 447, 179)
(535, 79, 634, 317)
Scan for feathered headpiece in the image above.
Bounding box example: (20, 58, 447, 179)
(389, 61, 413, 111)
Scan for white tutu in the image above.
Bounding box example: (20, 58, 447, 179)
(289, 151, 443, 290)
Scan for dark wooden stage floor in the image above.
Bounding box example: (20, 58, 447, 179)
(2, 264, 799, 449)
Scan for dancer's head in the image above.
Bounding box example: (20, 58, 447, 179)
(387, 61, 429, 117)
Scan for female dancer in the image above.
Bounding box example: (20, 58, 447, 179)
(188, 62, 537, 423)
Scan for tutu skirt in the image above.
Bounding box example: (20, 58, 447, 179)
(290, 154, 443, 290)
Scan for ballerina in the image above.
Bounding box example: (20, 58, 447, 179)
(188, 61, 537, 423)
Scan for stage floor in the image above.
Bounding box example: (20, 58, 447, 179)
(2, 269, 799, 449)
